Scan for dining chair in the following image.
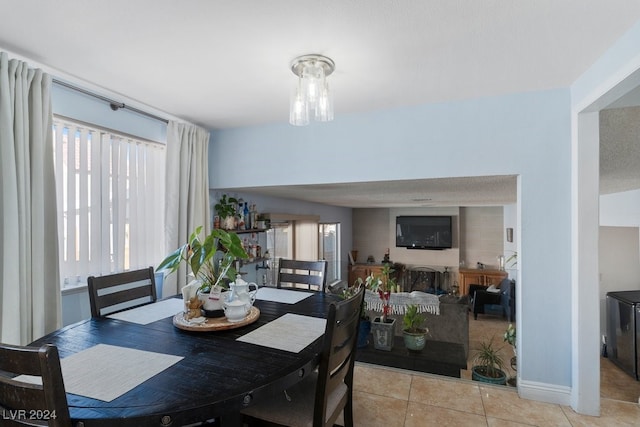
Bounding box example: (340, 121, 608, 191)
(241, 286, 365, 427)
(87, 266, 157, 317)
(0, 343, 72, 427)
(277, 258, 328, 292)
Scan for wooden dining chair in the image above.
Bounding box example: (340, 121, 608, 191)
(87, 266, 157, 317)
(277, 258, 328, 292)
(241, 286, 365, 427)
(0, 343, 71, 427)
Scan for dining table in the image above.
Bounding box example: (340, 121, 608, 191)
(28, 288, 341, 427)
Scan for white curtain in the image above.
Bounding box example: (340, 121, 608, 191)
(164, 121, 210, 295)
(0, 52, 60, 345)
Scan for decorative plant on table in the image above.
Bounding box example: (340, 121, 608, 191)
(157, 226, 248, 295)
(471, 336, 507, 385)
(214, 194, 238, 230)
(402, 304, 429, 351)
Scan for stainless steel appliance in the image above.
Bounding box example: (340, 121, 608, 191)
(606, 290, 640, 380)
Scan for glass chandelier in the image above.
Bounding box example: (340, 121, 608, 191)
(289, 54, 335, 126)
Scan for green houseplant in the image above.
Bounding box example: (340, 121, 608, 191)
(157, 226, 248, 294)
(402, 304, 428, 351)
(214, 194, 238, 230)
(365, 264, 397, 351)
(503, 323, 517, 386)
(471, 337, 507, 385)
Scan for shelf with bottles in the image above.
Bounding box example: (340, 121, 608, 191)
(232, 228, 270, 235)
(239, 256, 269, 267)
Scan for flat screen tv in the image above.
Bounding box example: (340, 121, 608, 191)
(395, 216, 452, 250)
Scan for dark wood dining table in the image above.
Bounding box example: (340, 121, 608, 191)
(29, 290, 340, 427)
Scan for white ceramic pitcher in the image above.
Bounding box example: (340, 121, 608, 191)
(228, 275, 258, 306)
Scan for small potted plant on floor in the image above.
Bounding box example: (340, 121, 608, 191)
(214, 194, 238, 230)
(367, 264, 397, 351)
(402, 304, 429, 351)
(503, 323, 517, 386)
(157, 226, 248, 316)
(471, 336, 507, 385)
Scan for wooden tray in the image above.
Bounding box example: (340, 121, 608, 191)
(173, 306, 260, 331)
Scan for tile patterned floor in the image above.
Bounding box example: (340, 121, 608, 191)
(349, 364, 640, 426)
(342, 313, 640, 426)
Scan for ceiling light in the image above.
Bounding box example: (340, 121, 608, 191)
(289, 54, 335, 126)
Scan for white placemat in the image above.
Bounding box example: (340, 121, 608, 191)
(107, 298, 184, 325)
(16, 344, 183, 402)
(236, 313, 326, 353)
(255, 287, 314, 304)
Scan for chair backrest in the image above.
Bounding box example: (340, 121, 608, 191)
(277, 259, 328, 292)
(88, 267, 157, 317)
(0, 343, 71, 427)
(314, 286, 364, 427)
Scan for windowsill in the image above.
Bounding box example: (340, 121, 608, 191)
(61, 282, 88, 296)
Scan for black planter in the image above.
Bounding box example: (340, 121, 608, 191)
(357, 319, 371, 348)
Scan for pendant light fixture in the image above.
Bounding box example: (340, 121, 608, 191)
(289, 54, 335, 126)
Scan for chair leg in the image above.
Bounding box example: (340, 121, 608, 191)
(343, 403, 354, 427)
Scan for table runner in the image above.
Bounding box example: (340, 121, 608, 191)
(16, 344, 183, 402)
(107, 298, 185, 325)
(255, 287, 314, 304)
(365, 290, 440, 315)
(236, 313, 326, 353)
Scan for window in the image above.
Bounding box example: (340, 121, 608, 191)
(52, 117, 166, 287)
(319, 223, 340, 282)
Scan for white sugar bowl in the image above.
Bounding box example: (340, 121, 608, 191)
(223, 298, 250, 323)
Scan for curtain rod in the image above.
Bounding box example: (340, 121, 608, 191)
(52, 78, 169, 124)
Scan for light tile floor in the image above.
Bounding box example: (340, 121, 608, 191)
(344, 313, 640, 426)
(350, 363, 640, 426)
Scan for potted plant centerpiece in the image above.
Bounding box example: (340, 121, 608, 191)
(471, 336, 507, 385)
(214, 194, 238, 230)
(367, 264, 397, 351)
(402, 304, 429, 351)
(158, 226, 248, 316)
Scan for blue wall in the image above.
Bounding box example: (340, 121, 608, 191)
(210, 88, 573, 391)
(52, 83, 167, 142)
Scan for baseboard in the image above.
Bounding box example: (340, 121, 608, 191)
(517, 379, 572, 406)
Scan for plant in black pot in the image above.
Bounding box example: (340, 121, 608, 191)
(402, 304, 429, 351)
(471, 337, 507, 385)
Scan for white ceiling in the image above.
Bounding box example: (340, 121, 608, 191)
(1, 1, 639, 207)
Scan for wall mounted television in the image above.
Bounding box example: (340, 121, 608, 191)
(395, 216, 453, 250)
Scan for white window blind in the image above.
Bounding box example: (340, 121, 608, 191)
(52, 117, 166, 286)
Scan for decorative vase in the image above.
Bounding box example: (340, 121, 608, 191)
(357, 319, 371, 348)
(221, 216, 237, 230)
(371, 317, 396, 351)
(402, 330, 426, 351)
